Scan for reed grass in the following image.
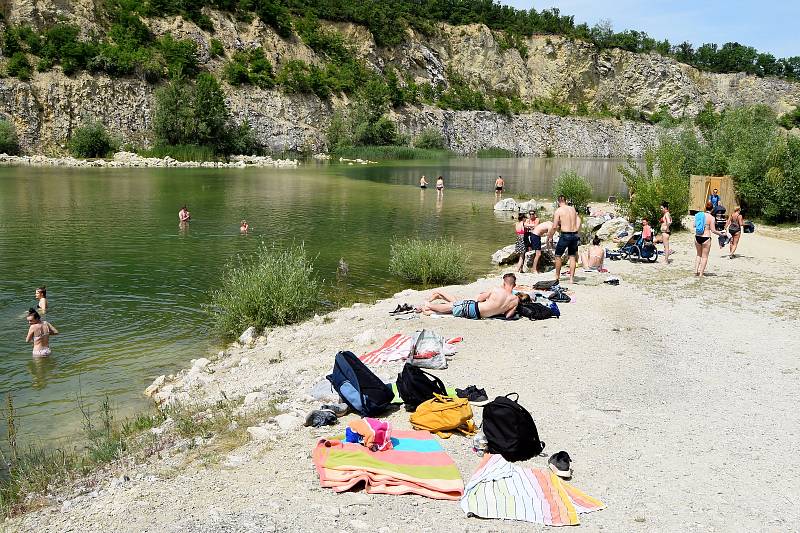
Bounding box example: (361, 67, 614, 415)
(333, 145, 452, 160)
(389, 238, 468, 285)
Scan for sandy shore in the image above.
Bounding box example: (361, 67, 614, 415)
(10, 228, 800, 532)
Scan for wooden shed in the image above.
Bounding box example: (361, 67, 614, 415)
(689, 175, 737, 213)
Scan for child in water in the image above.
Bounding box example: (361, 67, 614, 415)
(240, 220, 249, 233)
(35, 286, 48, 314)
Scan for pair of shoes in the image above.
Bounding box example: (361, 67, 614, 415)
(455, 385, 490, 405)
(548, 451, 572, 478)
(390, 303, 413, 315)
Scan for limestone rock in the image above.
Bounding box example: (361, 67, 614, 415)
(518, 200, 538, 212)
(494, 198, 518, 211)
(274, 414, 302, 431)
(246, 426, 272, 441)
(238, 326, 257, 346)
(491, 244, 519, 265)
(597, 217, 634, 240)
(144, 375, 166, 397)
(244, 391, 267, 406)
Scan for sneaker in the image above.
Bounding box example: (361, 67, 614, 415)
(456, 385, 490, 406)
(320, 402, 349, 417)
(548, 451, 572, 478)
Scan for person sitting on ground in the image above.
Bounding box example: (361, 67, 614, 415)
(26, 308, 58, 357)
(580, 236, 605, 271)
(641, 218, 653, 241)
(417, 273, 520, 319)
(529, 220, 553, 274)
(547, 196, 580, 283)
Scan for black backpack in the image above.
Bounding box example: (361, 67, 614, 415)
(482, 393, 545, 462)
(396, 363, 447, 411)
(326, 351, 394, 417)
(517, 301, 556, 320)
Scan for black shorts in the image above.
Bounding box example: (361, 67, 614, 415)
(555, 232, 580, 257)
(495, 187, 503, 191)
(526, 233, 542, 251)
(695, 236, 710, 245)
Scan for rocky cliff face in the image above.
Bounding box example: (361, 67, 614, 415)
(1, 5, 799, 156)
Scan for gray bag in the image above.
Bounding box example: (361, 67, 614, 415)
(409, 329, 447, 370)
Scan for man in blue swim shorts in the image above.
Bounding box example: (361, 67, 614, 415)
(417, 274, 520, 319)
(548, 195, 581, 283)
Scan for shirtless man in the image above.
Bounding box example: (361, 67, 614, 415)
(528, 220, 553, 274)
(178, 205, 191, 224)
(494, 176, 505, 198)
(418, 273, 519, 319)
(547, 195, 580, 283)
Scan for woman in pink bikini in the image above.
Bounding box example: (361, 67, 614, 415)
(25, 308, 59, 357)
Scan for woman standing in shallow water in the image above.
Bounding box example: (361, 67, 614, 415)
(25, 308, 58, 357)
(35, 286, 48, 313)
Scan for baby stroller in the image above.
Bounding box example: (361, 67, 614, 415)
(617, 232, 658, 263)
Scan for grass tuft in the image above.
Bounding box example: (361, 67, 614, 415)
(333, 145, 452, 160)
(207, 244, 322, 341)
(138, 144, 220, 162)
(389, 238, 468, 285)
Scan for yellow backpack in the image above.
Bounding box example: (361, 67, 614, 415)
(410, 394, 477, 438)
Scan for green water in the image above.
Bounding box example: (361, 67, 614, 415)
(0, 157, 626, 444)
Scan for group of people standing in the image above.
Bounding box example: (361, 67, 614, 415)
(419, 175, 445, 198)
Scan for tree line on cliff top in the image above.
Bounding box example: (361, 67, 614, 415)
(1, 0, 798, 81)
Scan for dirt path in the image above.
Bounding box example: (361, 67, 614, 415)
(9, 229, 800, 532)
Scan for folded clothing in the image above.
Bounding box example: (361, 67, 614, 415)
(314, 430, 464, 500)
(345, 417, 393, 452)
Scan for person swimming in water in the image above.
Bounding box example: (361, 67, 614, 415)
(240, 220, 249, 233)
(25, 308, 58, 357)
(179, 205, 191, 223)
(35, 286, 48, 314)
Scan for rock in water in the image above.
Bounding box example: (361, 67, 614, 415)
(597, 217, 633, 240)
(493, 198, 518, 211)
(518, 200, 538, 212)
(238, 326, 257, 346)
(491, 244, 519, 265)
(144, 375, 166, 397)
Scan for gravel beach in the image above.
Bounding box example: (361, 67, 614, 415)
(9, 227, 800, 533)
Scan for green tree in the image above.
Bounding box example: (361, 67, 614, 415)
(553, 170, 593, 212)
(68, 121, 116, 158)
(0, 119, 22, 155)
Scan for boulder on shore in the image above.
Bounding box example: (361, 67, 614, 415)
(596, 217, 633, 240)
(491, 244, 518, 265)
(491, 244, 556, 272)
(493, 198, 518, 211)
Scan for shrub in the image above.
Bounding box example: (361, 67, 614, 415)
(208, 244, 322, 340)
(618, 135, 690, 227)
(0, 119, 21, 155)
(68, 121, 116, 158)
(7, 52, 32, 80)
(553, 170, 593, 211)
(157, 34, 198, 78)
(224, 49, 274, 88)
(209, 38, 225, 58)
(413, 128, 445, 150)
(389, 238, 468, 285)
(778, 106, 800, 130)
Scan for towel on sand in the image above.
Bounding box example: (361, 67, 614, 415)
(313, 430, 464, 500)
(359, 333, 462, 365)
(461, 454, 604, 526)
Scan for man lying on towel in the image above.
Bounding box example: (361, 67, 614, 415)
(417, 273, 519, 319)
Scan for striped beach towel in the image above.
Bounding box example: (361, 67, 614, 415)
(460, 454, 604, 525)
(359, 334, 462, 365)
(313, 429, 464, 500)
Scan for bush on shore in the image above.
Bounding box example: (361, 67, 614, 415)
(553, 170, 593, 212)
(208, 244, 322, 340)
(618, 134, 691, 227)
(389, 238, 468, 285)
(413, 128, 445, 150)
(68, 120, 116, 158)
(0, 119, 21, 155)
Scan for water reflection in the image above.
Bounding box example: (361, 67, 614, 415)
(28, 357, 57, 390)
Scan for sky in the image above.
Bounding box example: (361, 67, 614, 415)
(503, 1, 799, 58)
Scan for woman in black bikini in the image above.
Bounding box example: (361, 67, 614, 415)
(694, 201, 723, 277)
(725, 206, 744, 259)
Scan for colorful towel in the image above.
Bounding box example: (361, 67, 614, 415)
(460, 454, 604, 526)
(313, 429, 464, 500)
(360, 334, 462, 365)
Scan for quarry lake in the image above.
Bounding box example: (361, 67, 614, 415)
(0, 156, 627, 444)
